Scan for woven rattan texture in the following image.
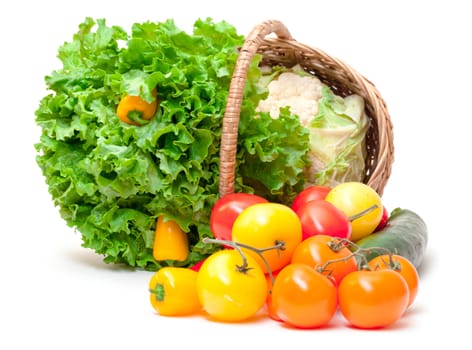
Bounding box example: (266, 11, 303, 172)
(219, 20, 394, 197)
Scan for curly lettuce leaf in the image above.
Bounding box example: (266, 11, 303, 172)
(35, 18, 309, 270)
(237, 107, 310, 203)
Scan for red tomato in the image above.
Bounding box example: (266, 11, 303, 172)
(291, 186, 331, 213)
(374, 206, 389, 232)
(296, 200, 351, 240)
(188, 258, 207, 272)
(338, 269, 409, 329)
(271, 263, 338, 329)
(291, 235, 357, 285)
(210, 193, 268, 241)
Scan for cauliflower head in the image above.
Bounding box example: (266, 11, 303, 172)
(256, 65, 369, 188)
(256, 65, 323, 126)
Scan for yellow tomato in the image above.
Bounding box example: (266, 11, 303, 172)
(231, 203, 302, 273)
(149, 267, 200, 316)
(196, 249, 267, 322)
(325, 182, 383, 241)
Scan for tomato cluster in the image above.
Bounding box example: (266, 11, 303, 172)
(148, 182, 420, 330)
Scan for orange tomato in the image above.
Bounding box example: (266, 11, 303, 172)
(265, 272, 281, 321)
(116, 88, 158, 125)
(368, 254, 419, 307)
(338, 269, 409, 329)
(291, 235, 357, 285)
(271, 263, 337, 329)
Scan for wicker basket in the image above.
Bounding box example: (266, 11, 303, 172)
(219, 20, 394, 197)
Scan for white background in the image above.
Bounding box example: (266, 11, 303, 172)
(1, 0, 470, 348)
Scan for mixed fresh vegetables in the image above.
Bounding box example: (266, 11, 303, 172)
(35, 17, 429, 330)
(149, 181, 428, 329)
(35, 18, 375, 270)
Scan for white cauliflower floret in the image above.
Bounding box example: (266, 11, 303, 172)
(255, 64, 369, 188)
(255, 65, 323, 125)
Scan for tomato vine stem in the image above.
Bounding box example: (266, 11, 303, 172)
(348, 204, 379, 222)
(202, 237, 283, 286)
(320, 239, 395, 273)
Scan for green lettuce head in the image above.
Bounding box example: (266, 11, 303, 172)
(34, 18, 310, 270)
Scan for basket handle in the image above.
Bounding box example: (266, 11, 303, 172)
(219, 20, 293, 197)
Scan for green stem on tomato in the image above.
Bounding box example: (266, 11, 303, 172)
(316, 251, 366, 274)
(202, 237, 249, 272)
(328, 238, 354, 252)
(201, 237, 283, 287)
(321, 239, 395, 273)
(348, 204, 379, 222)
(370, 252, 402, 271)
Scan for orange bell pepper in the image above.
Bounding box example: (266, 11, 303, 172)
(116, 88, 158, 125)
(153, 216, 189, 262)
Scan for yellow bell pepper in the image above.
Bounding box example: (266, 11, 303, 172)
(153, 216, 189, 261)
(149, 267, 200, 316)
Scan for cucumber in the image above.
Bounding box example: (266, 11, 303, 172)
(356, 208, 428, 269)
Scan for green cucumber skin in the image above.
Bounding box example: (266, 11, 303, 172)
(356, 208, 428, 268)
